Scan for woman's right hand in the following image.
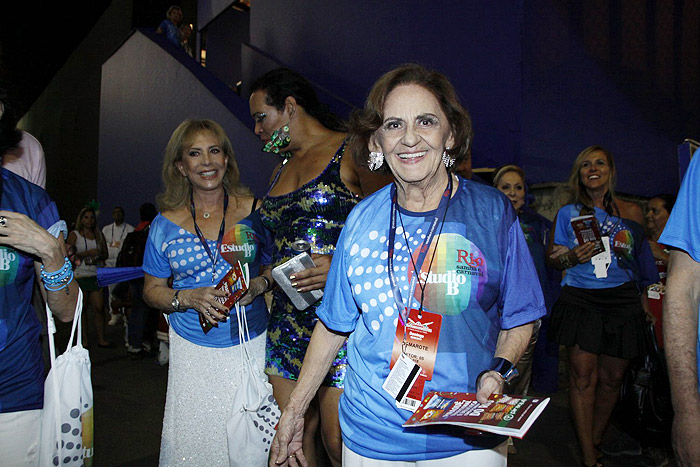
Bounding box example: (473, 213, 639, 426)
(179, 287, 230, 325)
(570, 241, 598, 264)
(270, 407, 307, 466)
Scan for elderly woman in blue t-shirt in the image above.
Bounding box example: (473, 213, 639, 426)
(270, 64, 545, 467)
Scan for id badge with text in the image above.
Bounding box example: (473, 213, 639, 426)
(385, 308, 442, 410)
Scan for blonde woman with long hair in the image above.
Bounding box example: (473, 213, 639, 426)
(546, 146, 659, 467)
(142, 119, 273, 465)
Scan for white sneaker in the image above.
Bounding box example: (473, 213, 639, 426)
(108, 313, 122, 326)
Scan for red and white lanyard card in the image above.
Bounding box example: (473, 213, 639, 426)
(383, 308, 442, 412)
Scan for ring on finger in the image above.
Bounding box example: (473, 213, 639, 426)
(0, 216, 7, 227)
(288, 454, 296, 459)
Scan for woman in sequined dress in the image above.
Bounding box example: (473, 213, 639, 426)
(249, 68, 390, 466)
(142, 119, 274, 466)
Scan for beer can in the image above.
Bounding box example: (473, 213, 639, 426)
(291, 239, 310, 253)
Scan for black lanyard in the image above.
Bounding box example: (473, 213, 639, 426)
(190, 190, 229, 282)
(388, 176, 452, 329)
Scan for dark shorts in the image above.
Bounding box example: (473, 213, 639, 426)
(548, 283, 647, 359)
(77, 276, 101, 293)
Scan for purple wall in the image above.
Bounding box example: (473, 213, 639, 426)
(243, 0, 523, 173)
(98, 30, 277, 225)
(240, 0, 682, 196)
(520, 0, 678, 196)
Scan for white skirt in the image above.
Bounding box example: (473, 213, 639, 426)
(159, 328, 266, 466)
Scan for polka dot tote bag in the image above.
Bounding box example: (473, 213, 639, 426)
(40, 288, 94, 466)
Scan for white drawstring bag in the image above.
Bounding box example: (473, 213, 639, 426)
(227, 265, 281, 467)
(40, 288, 95, 467)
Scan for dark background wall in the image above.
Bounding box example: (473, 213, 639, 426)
(241, 1, 524, 178)
(202, 7, 250, 91)
(97, 30, 276, 224)
(17, 0, 134, 226)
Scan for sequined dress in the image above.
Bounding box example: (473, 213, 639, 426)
(261, 140, 357, 387)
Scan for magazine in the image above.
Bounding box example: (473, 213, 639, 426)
(570, 214, 604, 256)
(199, 261, 247, 333)
(403, 391, 550, 439)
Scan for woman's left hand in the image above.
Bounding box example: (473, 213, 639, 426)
(239, 276, 267, 306)
(476, 372, 504, 404)
(0, 210, 61, 261)
(290, 253, 332, 292)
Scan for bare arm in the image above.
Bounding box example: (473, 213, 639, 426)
(476, 322, 534, 403)
(0, 211, 78, 322)
(269, 321, 347, 467)
(663, 249, 700, 467)
(96, 231, 108, 260)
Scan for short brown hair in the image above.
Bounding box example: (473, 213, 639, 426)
(157, 119, 251, 211)
(348, 63, 473, 174)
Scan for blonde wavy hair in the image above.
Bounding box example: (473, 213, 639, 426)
(567, 145, 617, 215)
(157, 119, 251, 211)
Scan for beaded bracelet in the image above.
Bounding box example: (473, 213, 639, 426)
(41, 257, 74, 294)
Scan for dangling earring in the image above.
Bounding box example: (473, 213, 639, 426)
(442, 147, 455, 168)
(368, 151, 384, 171)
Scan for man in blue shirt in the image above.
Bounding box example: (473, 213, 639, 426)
(659, 152, 700, 467)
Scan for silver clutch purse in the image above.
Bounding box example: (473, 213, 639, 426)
(271, 252, 324, 310)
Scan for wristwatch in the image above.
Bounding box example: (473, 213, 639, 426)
(476, 357, 519, 387)
(171, 290, 181, 312)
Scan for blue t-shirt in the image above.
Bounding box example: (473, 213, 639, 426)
(553, 204, 658, 289)
(158, 19, 181, 48)
(316, 177, 546, 461)
(143, 210, 272, 348)
(659, 152, 700, 387)
(0, 169, 61, 413)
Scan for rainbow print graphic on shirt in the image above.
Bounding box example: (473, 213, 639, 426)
(408, 233, 488, 316)
(612, 229, 634, 261)
(220, 224, 258, 266)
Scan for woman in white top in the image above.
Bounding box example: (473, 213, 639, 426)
(67, 206, 109, 347)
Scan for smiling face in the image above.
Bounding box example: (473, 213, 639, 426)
(496, 170, 526, 211)
(249, 90, 289, 144)
(176, 131, 228, 194)
(370, 84, 454, 193)
(579, 150, 613, 193)
(646, 197, 670, 235)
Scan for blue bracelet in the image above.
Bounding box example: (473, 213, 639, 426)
(41, 257, 73, 294)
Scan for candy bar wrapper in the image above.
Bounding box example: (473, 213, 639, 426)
(200, 261, 248, 334)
